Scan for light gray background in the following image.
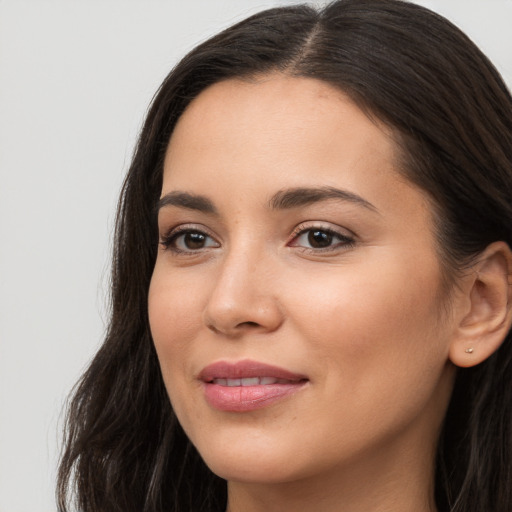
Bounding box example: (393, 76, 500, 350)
(0, 1, 511, 510)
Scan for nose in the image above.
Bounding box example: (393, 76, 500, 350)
(203, 249, 284, 337)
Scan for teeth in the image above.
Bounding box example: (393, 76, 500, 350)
(211, 377, 287, 386)
(241, 377, 259, 386)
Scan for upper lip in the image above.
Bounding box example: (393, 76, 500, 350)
(198, 359, 308, 382)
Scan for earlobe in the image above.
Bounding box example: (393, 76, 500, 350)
(449, 241, 512, 368)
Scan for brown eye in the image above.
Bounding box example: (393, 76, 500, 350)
(183, 232, 207, 249)
(289, 227, 355, 252)
(308, 230, 333, 248)
(160, 229, 220, 252)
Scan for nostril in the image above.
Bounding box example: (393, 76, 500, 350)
(237, 321, 260, 328)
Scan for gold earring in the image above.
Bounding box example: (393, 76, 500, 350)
(465, 347, 474, 354)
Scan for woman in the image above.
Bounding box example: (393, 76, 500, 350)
(57, 1, 512, 511)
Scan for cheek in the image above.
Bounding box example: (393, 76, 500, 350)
(148, 273, 207, 434)
(279, 257, 451, 455)
(285, 252, 446, 388)
(149, 290, 195, 351)
(148, 267, 204, 385)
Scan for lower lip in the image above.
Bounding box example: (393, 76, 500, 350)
(203, 382, 307, 412)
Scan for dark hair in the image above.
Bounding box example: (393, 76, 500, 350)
(57, 1, 512, 511)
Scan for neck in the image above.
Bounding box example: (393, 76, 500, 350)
(226, 463, 437, 512)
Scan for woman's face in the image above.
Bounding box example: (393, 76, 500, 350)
(149, 75, 456, 485)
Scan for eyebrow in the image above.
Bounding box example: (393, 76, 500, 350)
(268, 186, 379, 213)
(156, 191, 218, 214)
(156, 186, 378, 215)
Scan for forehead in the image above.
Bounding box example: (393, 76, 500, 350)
(166, 75, 396, 176)
(163, 75, 424, 214)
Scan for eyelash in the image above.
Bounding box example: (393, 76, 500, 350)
(159, 226, 219, 254)
(288, 224, 355, 253)
(159, 224, 355, 254)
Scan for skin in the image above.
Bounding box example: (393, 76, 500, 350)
(148, 75, 465, 512)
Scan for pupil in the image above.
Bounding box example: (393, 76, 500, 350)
(308, 230, 332, 248)
(185, 232, 205, 249)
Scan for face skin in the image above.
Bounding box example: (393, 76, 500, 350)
(148, 75, 459, 512)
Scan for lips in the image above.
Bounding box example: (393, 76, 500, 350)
(212, 377, 295, 386)
(199, 360, 308, 412)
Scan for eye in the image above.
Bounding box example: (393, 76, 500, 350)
(160, 228, 220, 253)
(289, 226, 355, 251)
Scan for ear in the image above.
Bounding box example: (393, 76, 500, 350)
(449, 241, 512, 368)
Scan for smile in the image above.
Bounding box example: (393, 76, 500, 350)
(199, 360, 309, 412)
(212, 377, 297, 386)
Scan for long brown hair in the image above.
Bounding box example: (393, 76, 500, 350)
(58, 1, 512, 511)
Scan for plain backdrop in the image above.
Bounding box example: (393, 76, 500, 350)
(0, 1, 511, 510)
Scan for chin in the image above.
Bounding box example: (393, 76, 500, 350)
(205, 456, 301, 485)
(193, 433, 309, 484)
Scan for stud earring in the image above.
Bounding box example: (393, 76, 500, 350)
(465, 347, 474, 354)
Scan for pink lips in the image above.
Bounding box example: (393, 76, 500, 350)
(199, 360, 308, 412)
